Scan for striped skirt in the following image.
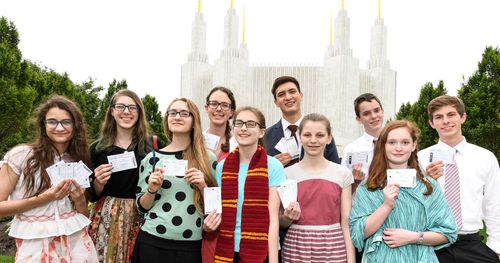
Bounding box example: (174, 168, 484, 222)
(282, 223, 347, 263)
(88, 196, 139, 263)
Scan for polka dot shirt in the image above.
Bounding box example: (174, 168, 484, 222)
(136, 149, 217, 241)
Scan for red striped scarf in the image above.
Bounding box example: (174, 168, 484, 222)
(214, 145, 269, 263)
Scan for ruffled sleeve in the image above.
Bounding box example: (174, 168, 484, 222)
(2, 145, 32, 176)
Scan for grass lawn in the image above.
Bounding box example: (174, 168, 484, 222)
(0, 255, 14, 263)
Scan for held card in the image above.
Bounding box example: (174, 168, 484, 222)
(107, 151, 137, 173)
(387, 169, 417, 188)
(163, 159, 188, 177)
(204, 187, 222, 215)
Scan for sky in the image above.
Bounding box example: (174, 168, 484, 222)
(2, 0, 500, 113)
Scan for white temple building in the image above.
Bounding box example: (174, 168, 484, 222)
(181, 1, 396, 153)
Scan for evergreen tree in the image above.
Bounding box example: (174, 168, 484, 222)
(142, 94, 167, 144)
(396, 81, 447, 149)
(0, 17, 36, 156)
(458, 46, 500, 159)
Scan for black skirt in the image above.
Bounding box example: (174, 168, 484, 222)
(132, 229, 202, 263)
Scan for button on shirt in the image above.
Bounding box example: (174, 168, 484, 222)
(341, 132, 376, 176)
(418, 138, 500, 254)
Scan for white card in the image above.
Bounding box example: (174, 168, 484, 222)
(387, 169, 417, 188)
(429, 148, 455, 164)
(107, 151, 137, 172)
(58, 163, 75, 180)
(274, 138, 287, 153)
(74, 161, 92, 188)
(163, 159, 188, 176)
(278, 179, 298, 208)
(204, 187, 222, 215)
(46, 161, 65, 186)
(346, 151, 370, 166)
(203, 133, 220, 151)
(284, 137, 300, 159)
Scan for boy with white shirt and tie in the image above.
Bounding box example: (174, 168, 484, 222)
(418, 95, 500, 262)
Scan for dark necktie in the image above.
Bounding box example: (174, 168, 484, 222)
(288, 124, 298, 144)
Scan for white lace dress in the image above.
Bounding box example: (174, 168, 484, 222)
(2, 145, 98, 263)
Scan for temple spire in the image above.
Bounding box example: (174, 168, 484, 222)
(378, 0, 381, 18)
(329, 9, 333, 46)
(242, 4, 246, 44)
(230, 0, 234, 9)
(198, 0, 202, 13)
(341, 0, 344, 10)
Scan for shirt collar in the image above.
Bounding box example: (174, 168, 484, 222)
(437, 136, 467, 154)
(362, 132, 376, 144)
(281, 116, 304, 132)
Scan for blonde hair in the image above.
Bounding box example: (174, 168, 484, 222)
(164, 98, 216, 213)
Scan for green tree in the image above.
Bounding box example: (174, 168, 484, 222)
(77, 79, 104, 140)
(396, 81, 447, 149)
(142, 94, 167, 144)
(0, 17, 36, 156)
(458, 46, 500, 159)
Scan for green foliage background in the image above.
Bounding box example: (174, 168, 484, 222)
(0, 17, 166, 158)
(396, 47, 500, 160)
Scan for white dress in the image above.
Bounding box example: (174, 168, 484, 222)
(2, 145, 98, 263)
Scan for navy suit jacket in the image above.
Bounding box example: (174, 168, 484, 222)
(264, 120, 340, 164)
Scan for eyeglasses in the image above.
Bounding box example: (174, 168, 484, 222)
(207, 101, 232, 111)
(233, 120, 264, 128)
(167, 110, 192, 118)
(44, 119, 74, 129)
(112, 104, 140, 112)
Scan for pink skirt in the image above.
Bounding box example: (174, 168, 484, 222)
(282, 223, 347, 263)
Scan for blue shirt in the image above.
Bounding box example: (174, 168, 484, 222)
(215, 155, 285, 252)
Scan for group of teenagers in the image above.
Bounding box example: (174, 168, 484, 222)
(0, 75, 498, 263)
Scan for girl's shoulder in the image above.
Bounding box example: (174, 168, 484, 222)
(2, 144, 33, 175)
(4, 144, 33, 161)
(267, 155, 283, 168)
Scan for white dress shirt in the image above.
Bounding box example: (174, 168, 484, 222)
(418, 138, 500, 254)
(341, 132, 376, 176)
(280, 116, 304, 150)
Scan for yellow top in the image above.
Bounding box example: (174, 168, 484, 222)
(231, 0, 234, 9)
(198, 0, 202, 13)
(341, 0, 344, 10)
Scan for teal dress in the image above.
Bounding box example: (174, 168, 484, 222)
(349, 177, 457, 263)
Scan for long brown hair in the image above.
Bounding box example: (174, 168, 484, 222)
(367, 120, 433, 195)
(95, 89, 150, 156)
(23, 95, 90, 197)
(164, 98, 216, 213)
(205, 87, 236, 152)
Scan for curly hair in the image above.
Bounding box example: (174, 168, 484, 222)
(23, 95, 90, 197)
